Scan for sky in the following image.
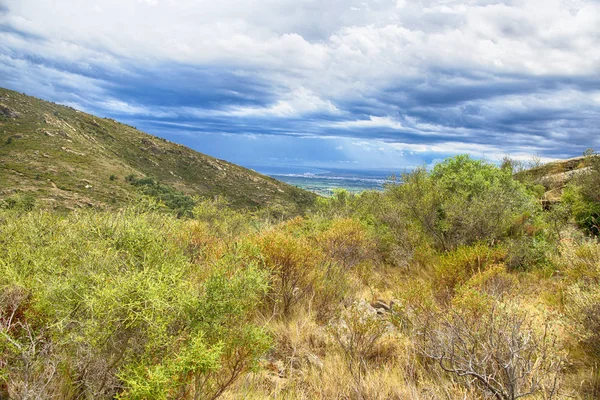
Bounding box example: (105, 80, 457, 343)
(1, 0, 599, 171)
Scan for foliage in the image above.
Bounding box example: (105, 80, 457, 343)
(0, 209, 270, 398)
(561, 150, 600, 235)
(563, 184, 600, 236)
(255, 227, 326, 318)
(433, 243, 507, 302)
(126, 175, 197, 217)
(316, 218, 375, 269)
(3, 150, 600, 399)
(387, 155, 536, 251)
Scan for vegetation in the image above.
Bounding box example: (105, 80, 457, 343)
(2, 144, 600, 398)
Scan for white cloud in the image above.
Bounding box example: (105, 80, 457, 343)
(331, 116, 406, 130)
(1, 0, 598, 162)
(223, 88, 340, 117)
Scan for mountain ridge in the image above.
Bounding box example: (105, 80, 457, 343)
(0, 87, 316, 212)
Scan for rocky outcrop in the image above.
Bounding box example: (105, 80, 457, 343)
(0, 103, 20, 118)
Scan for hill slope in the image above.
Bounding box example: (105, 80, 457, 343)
(0, 87, 316, 212)
(515, 155, 595, 203)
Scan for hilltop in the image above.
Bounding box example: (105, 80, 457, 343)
(0, 87, 316, 212)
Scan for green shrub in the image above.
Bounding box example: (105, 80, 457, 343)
(433, 243, 507, 302)
(0, 209, 270, 398)
(504, 234, 553, 271)
(126, 175, 196, 217)
(561, 151, 600, 236)
(387, 155, 537, 251)
(563, 184, 600, 236)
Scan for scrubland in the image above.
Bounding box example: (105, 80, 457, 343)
(2, 154, 600, 399)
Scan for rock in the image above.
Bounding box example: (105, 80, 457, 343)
(372, 300, 391, 312)
(60, 147, 86, 156)
(372, 300, 392, 315)
(0, 103, 20, 118)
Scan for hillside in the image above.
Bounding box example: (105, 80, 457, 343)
(515, 155, 596, 203)
(0, 87, 316, 212)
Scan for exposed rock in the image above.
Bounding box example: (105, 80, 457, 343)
(371, 300, 391, 312)
(61, 147, 86, 156)
(537, 167, 591, 189)
(0, 104, 20, 118)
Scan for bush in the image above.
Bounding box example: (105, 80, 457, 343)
(563, 184, 600, 236)
(433, 243, 506, 302)
(126, 175, 196, 218)
(417, 303, 563, 400)
(316, 218, 375, 269)
(255, 228, 326, 318)
(388, 155, 537, 251)
(455, 263, 516, 302)
(0, 209, 270, 399)
(504, 234, 554, 271)
(562, 151, 600, 236)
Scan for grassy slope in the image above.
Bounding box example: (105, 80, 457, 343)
(0, 87, 316, 211)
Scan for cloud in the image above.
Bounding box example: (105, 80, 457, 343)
(0, 0, 599, 168)
(221, 88, 340, 117)
(330, 116, 405, 130)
